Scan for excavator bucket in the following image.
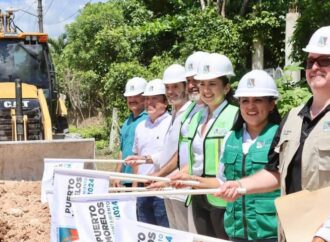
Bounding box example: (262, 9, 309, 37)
(0, 138, 95, 180)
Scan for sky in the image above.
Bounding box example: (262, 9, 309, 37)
(0, 0, 107, 38)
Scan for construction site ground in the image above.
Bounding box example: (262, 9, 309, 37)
(0, 152, 115, 242)
(0, 180, 49, 242)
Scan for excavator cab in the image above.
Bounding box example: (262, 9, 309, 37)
(0, 10, 94, 181)
(0, 9, 68, 141)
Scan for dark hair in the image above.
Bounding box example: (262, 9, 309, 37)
(231, 98, 282, 131)
(217, 76, 238, 106)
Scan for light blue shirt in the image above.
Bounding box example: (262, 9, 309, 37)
(120, 111, 148, 180)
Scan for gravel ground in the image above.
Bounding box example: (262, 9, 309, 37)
(0, 181, 50, 242)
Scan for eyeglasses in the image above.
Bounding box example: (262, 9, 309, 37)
(306, 56, 330, 69)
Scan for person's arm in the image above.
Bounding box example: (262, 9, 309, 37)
(215, 169, 280, 201)
(170, 172, 221, 189)
(314, 215, 330, 242)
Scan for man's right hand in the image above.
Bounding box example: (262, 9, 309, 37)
(125, 155, 145, 167)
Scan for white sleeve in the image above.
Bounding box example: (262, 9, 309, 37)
(150, 152, 161, 165)
(315, 215, 330, 241)
(217, 131, 232, 182)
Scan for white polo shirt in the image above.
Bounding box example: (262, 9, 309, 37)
(133, 111, 172, 175)
(191, 100, 228, 176)
(153, 101, 194, 168)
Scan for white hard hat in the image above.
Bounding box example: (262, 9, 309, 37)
(143, 79, 166, 96)
(195, 53, 235, 80)
(163, 64, 186, 84)
(234, 70, 279, 98)
(124, 77, 147, 97)
(303, 26, 330, 54)
(185, 51, 209, 77)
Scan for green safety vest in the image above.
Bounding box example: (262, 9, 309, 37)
(222, 123, 280, 240)
(186, 103, 238, 207)
(177, 101, 197, 168)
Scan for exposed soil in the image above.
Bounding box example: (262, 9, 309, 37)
(0, 181, 50, 242)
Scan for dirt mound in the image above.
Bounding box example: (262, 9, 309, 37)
(0, 181, 50, 242)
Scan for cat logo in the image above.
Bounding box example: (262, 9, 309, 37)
(149, 86, 154, 92)
(129, 85, 135, 91)
(247, 78, 255, 88)
(3, 100, 30, 108)
(188, 63, 193, 71)
(203, 65, 210, 73)
(317, 36, 328, 47)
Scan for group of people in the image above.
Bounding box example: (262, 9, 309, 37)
(112, 26, 330, 242)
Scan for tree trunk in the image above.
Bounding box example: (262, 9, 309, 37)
(240, 0, 249, 16)
(200, 0, 205, 10)
(216, 0, 221, 15)
(221, 0, 226, 17)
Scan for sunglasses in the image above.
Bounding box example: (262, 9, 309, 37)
(306, 56, 330, 69)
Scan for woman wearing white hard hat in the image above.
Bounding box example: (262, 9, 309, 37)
(221, 70, 281, 242)
(213, 26, 330, 242)
(172, 53, 239, 239)
(172, 69, 282, 241)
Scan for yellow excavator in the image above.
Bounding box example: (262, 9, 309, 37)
(0, 10, 95, 180)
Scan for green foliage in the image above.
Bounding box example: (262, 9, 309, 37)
(291, 1, 330, 63)
(276, 64, 311, 116)
(52, 0, 326, 147)
(69, 125, 108, 140)
(69, 124, 109, 150)
(102, 61, 150, 122)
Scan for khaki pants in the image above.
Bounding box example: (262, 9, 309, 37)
(164, 198, 189, 231)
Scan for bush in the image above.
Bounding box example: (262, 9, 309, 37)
(69, 124, 109, 150)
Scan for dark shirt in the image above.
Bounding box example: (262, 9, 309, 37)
(265, 98, 330, 194)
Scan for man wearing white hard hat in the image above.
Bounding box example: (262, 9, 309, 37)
(217, 26, 330, 242)
(148, 53, 207, 232)
(126, 79, 171, 227)
(113, 77, 148, 188)
(144, 63, 194, 232)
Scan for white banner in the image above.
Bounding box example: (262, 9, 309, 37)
(50, 168, 110, 242)
(41, 158, 85, 203)
(115, 219, 193, 242)
(71, 194, 137, 242)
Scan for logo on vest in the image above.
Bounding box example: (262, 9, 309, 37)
(213, 128, 227, 136)
(283, 129, 292, 136)
(322, 121, 330, 131)
(247, 78, 255, 88)
(317, 36, 328, 47)
(256, 141, 265, 149)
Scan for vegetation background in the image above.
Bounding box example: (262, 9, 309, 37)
(48, 0, 330, 152)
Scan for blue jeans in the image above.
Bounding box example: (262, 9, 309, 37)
(136, 196, 169, 227)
